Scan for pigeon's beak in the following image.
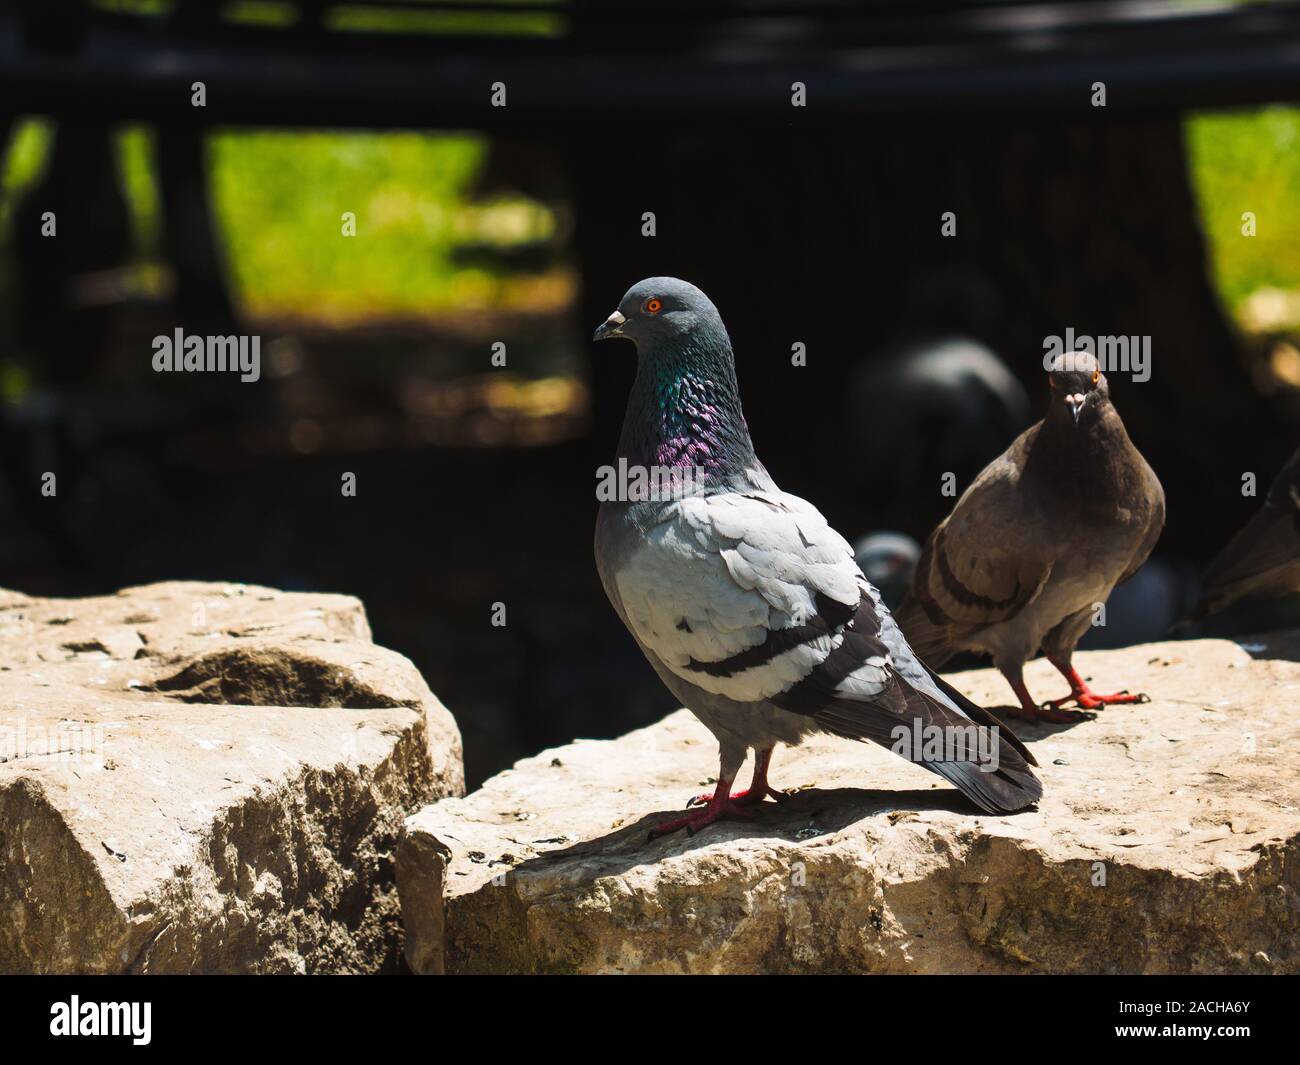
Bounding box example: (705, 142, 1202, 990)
(1066, 393, 1085, 425)
(592, 310, 626, 342)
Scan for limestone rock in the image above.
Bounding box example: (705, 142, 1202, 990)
(0, 581, 463, 973)
(399, 635, 1300, 974)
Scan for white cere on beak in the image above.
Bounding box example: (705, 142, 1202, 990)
(593, 309, 628, 341)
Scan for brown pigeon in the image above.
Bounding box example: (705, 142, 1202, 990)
(1187, 444, 1300, 622)
(896, 351, 1165, 722)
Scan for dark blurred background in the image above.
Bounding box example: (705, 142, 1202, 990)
(4, 0, 1300, 785)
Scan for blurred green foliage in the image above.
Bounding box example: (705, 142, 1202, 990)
(91, 0, 563, 36)
(1186, 105, 1300, 318)
(0, 118, 52, 222)
(1, 122, 562, 321)
(207, 130, 545, 320)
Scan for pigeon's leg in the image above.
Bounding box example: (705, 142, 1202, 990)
(651, 744, 756, 839)
(1045, 654, 1150, 710)
(735, 745, 788, 805)
(1000, 667, 1093, 724)
(649, 774, 755, 839)
(689, 745, 786, 807)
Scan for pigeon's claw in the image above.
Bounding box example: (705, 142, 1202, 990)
(684, 745, 784, 810)
(1035, 697, 1098, 722)
(1046, 661, 1152, 711)
(649, 791, 754, 840)
(1072, 689, 1150, 709)
(734, 784, 789, 806)
(1003, 700, 1095, 724)
(687, 784, 786, 808)
(1003, 673, 1094, 724)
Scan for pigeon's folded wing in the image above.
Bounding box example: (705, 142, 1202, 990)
(897, 474, 1052, 663)
(614, 490, 902, 708)
(1116, 479, 1166, 587)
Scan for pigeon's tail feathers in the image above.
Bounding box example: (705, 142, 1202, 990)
(906, 684, 1041, 813)
(894, 593, 958, 667)
(918, 672, 1042, 812)
(921, 663, 1038, 767)
(926, 753, 1044, 815)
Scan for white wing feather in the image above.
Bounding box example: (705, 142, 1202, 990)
(615, 490, 891, 703)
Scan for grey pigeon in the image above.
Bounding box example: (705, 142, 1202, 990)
(1187, 444, 1300, 622)
(896, 351, 1165, 722)
(593, 278, 1041, 838)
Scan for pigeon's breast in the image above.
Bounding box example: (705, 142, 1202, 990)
(975, 533, 1137, 662)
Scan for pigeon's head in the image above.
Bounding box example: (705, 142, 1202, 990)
(592, 277, 728, 351)
(1046, 350, 1109, 426)
(853, 531, 921, 609)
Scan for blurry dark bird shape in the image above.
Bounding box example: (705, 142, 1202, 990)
(1182, 445, 1300, 628)
(852, 335, 1031, 534)
(1079, 557, 1184, 650)
(852, 531, 920, 611)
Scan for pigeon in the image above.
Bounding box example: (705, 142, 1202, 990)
(851, 335, 1032, 522)
(896, 350, 1165, 723)
(852, 531, 921, 611)
(592, 278, 1041, 838)
(1186, 444, 1300, 623)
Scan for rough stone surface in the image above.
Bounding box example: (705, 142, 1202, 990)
(400, 635, 1300, 974)
(0, 581, 463, 973)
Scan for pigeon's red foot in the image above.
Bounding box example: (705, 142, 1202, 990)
(688, 784, 787, 808)
(648, 794, 754, 839)
(1004, 674, 1094, 724)
(1047, 663, 1152, 711)
(653, 748, 785, 839)
(1072, 689, 1150, 709)
(1042, 690, 1148, 713)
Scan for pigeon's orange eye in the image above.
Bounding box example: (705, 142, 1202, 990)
(1092, 369, 1100, 385)
(645, 297, 662, 314)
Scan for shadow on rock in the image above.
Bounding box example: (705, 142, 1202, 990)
(985, 704, 1096, 735)
(514, 784, 1032, 879)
